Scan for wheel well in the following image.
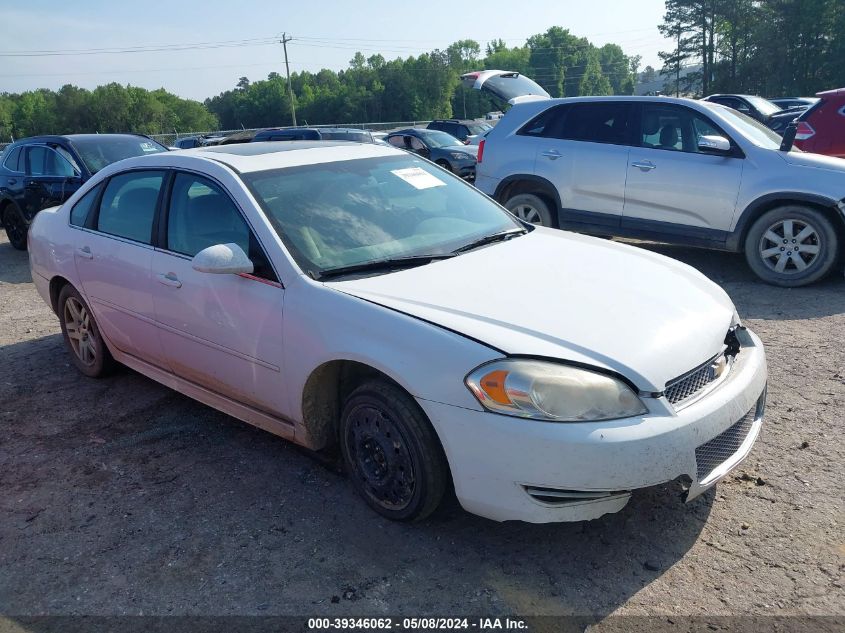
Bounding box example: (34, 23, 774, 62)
(734, 198, 845, 252)
(299, 360, 406, 450)
(48, 276, 72, 314)
(496, 178, 560, 228)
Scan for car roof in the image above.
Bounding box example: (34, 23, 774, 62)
(169, 140, 399, 173)
(11, 133, 154, 145)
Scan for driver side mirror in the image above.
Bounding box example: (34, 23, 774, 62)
(192, 243, 254, 275)
(697, 135, 731, 154)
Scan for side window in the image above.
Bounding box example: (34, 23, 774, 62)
(70, 184, 102, 227)
(26, 146, 78, 177)
(408, 136, 427, 151)
(641, 104, 729, 154)
(387, 136, 406, 148)
(518, 105, 569, 137)
(166, 173, 277, 281)
(559, 102, 633, 145)
(26, 146, 48, 175)
(3, 146, 22, 172)
(97, 171, 164, 244)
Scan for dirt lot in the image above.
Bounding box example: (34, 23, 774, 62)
(0, 232, 843, 625)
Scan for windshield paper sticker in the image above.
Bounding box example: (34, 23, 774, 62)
(391, 167, 446, 190)
(140, 142, 159, 152)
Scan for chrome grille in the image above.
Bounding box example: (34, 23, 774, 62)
(695, 405, 756, 481)
(665, 354, 726, 407)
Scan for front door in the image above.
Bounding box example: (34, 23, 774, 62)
(149, 171, 288, 417)
(23, 145, 82, 221)
(623, 103, 744, 240)
(73, 170, 166, 366)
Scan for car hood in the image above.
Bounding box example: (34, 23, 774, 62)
(780, 149, 845, 172)
(328, 229, 735, 391)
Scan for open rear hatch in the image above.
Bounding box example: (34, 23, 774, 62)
(460, 70, 550, 105)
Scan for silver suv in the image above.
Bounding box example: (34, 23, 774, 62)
(466, 70, 845, 286)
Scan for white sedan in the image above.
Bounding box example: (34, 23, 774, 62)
(27, 141, 768, 523)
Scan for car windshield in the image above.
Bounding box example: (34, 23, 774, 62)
(718, 108, 783, 149)
(70, 136, 167, 173)
(745, 95, 781, 116)
(418, 130, 461, 148)
(242, 154, 520, 277)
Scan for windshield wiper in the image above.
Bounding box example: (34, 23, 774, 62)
(315, 253, 455, 280)
(451, 228, 527, 254)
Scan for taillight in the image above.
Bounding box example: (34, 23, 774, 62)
(477, 139, 485, 163)
(794, 121, 815, 140)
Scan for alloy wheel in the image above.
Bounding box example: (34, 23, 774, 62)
(64, 296, 96, 366)
(758, 218, 821, 275)
(510, 203, 543, 224)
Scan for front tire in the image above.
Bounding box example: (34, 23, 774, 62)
(340, 380, 448, 522)
(744, 205, 839, 287)
(435, 159, 453, 173)
(2, 206, 28, 250)
(58, 284, 115, 378)
(504, 193, 553, 227)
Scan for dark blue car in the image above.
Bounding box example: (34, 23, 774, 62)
(0, 134, 167, 249)
(385, 129, 477, 181)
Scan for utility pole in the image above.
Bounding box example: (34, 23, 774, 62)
(281, 33, 297, 126)
(675, 22, 681, 97)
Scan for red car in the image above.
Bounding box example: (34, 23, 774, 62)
(793, 88, 845, 158)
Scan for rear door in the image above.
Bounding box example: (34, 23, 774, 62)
(623, 103, 744, 238)
(73, 170, 166, 366)
(532, 101, 634, 230)
(149, 171, 288, 418)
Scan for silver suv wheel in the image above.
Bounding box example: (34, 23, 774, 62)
(757, 218, 820, 274)
(504, 193, 553, 227)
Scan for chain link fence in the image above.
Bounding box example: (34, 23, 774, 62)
(150, 121, 433, 147)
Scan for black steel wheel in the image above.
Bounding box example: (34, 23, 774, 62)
(340, 380, 448, 521)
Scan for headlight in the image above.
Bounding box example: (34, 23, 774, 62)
(465, 359, 647, 422)
(449, 151, 472, 160)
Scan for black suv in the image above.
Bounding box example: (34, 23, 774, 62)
(426, 119, 490, 143)
(0, 134, 166, 249)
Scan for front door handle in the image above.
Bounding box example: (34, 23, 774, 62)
(156, 272, 182, 288)
(76, 246, 93, 259)
(541, 149, 562, 160)
(631, 160, 656, 171)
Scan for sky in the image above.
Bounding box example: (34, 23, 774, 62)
(0, 0, 673, 102)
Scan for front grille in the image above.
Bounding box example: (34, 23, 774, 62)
(695, 405, 756, 481)
(665, 354, 727, 407)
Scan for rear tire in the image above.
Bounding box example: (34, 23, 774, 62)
(504, 193, 553, 227)
(58, 284, 115, 378)
(2, 206, 28, 251)
(340, 379, 448, 522)
(744, 205, 838, 287)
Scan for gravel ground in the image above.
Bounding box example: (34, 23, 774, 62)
(0, 232, 842, 624)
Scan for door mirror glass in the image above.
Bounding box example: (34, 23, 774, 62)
(697, 135, 731, 153)
(192, 243, 254, 275)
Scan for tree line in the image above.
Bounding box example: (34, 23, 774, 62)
(206, 28, 641, 129)
(0, 26, 640, 139)
(658, 0, 844, 96)
(0, 83, 218, 141)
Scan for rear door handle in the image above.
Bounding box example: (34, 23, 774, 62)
(7, 179, 16, 185)
(76, 246, 93, 259)
(156, 272, 182, 288)
(631, 160, 656, 171)
(541, 149, 562, 160)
